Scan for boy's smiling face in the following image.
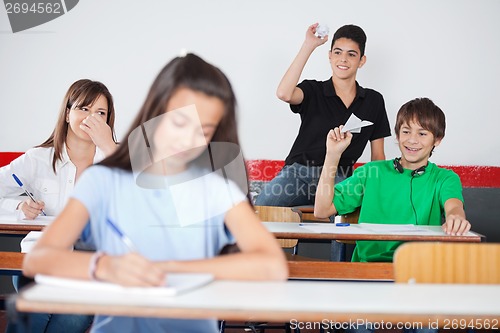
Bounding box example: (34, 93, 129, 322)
(397, 120, 442, 170)
(328, 38, 366, 80)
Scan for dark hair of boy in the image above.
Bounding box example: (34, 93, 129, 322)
(331, 24, 367, 57)
(395, 97, 446, 141)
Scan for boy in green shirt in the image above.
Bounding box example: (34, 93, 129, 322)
(315, 97, 471, 263)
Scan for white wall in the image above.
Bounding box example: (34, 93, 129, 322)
(1, 0, 499, 166)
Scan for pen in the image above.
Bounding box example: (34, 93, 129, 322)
(106, 218, 138, 252)
(336, 223, 350, 227)
(12, 173, 47, 216)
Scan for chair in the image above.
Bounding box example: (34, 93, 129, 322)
(254, 205, 302, 255)
(340, 207, 360, 225)
(394, 242, 499, 333)
(394, 242, 500, 284)
(292, 205, 329, 223)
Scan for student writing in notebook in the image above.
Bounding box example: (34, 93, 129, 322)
(23, 53, 288, 333)
(314, 97, 470, 333)
(3, 79, 118, 333)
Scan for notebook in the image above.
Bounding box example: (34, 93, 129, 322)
(35, 272, 214, 297)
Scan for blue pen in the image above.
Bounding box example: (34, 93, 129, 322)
(12, 174, 47, 216)
(106, 218, 138, 252)
(336, 223, 350, 227)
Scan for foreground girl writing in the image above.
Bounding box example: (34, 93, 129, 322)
(23, 53, 287, 333)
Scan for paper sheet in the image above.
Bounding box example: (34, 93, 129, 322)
(21, 231, 43, 253)
(361, 224, 427, 233)
(341, 114, 373, 133)
(35, 273, 214, 297)
(299, 223, 477, 237)
(0, 214, 54, 225)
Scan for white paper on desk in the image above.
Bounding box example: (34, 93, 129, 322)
(32, 215, 56, 223)
(0, 213, 18, 222)
(0, 214, 54, 225)
(21, 231, 43, 253)
(341, 114, 373, 133)
(34, 273, 214, 297)
(361, 223, 428, 233)
(299, 223, 368, 234)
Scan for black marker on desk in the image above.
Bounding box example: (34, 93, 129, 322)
(106, 218, 138, 252)
(12, 173, 47, 216)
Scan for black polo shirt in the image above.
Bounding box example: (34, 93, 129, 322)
(285, 78, 391, 176)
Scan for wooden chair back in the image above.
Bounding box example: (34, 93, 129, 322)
(340, 207, 360, 224)
(337, 207, 360, 245)
(254, 205, 301, 250)
(394, 242, 500, 284)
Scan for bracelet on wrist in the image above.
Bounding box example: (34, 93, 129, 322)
(88, 251, 105, 281)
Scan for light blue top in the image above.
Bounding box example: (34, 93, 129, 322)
(72, 165, 247, 333)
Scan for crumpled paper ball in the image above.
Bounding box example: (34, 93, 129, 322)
(316, 24, 329, 39)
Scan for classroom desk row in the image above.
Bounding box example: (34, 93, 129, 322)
(12, 279, 500, 326)
(0, 215, 484, 242)
(3, 220, 496, 329)
(1, 252, 394, 281)
(0, 215, 48, 235)
(263, 221, 484, 242)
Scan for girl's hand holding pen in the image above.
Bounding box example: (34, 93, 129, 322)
(18, 199, 46, 220)
(93, 252, 166, 287)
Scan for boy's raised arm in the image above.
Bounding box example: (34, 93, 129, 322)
(314, 127, 352, 218)
(276, 23, 328, 104)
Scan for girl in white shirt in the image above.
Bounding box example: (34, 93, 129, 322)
(2, 79, 118, 333)
(0, 79, 117, 219)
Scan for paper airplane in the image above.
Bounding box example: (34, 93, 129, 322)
(341, 113, 373, 133)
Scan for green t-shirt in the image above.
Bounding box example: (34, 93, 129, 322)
(333, 160, 464, 262)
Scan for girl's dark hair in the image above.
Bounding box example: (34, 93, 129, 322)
(99, 53, 239, 171)
(38, 79, 116, 172)
(395, 97, 446, 141)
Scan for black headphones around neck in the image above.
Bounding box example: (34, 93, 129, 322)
(393, 157, 426, 177)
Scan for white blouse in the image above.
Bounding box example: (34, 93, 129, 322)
(0, 145, 105, 216)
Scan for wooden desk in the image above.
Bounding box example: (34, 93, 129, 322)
(264, 222, 483, 242)
(0, 251, 393, 281)
(13, 280, 500, 326)
(288, 261, 393, 281)
(285, 253, 393, 281)
(0, 216, 48, 235)
(0, 224, 44, 235)
(0, 252, 24, 275)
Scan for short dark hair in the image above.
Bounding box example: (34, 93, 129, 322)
(331, 24, 367, 57)
(395, 97, 446, 140)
